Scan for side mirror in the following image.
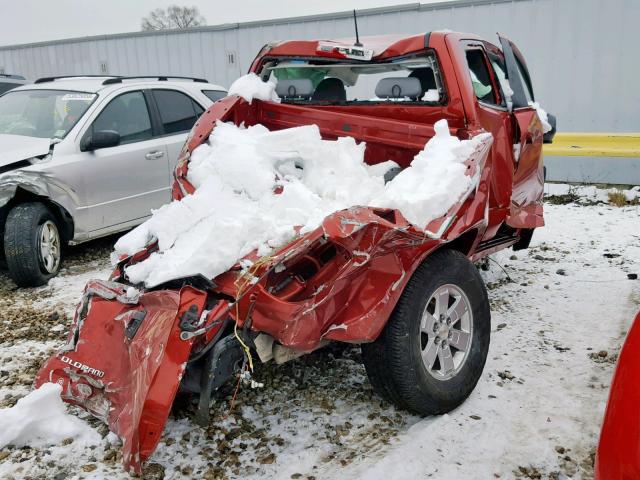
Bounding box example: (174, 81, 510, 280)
(81, 130, 120, 151)
(543, 113, 556, 144)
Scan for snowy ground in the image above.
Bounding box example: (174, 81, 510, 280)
(0, 191, 638, 480)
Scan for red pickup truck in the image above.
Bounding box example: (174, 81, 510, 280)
(36, 31, 553, 473)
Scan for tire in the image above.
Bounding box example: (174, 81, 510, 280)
(4, 202, 62, 287)
(362, 249, 490, 415)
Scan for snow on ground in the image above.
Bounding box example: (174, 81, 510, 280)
(545, 183, 640, 204)
(0, 193, 638, 479)
(0, 383, 100, 449)
(115, 119, 489, 287)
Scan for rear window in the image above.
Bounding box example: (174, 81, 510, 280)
(202, 90, 227, 102)
(259, 53, 445, 105)
(152, 89, 202, 134)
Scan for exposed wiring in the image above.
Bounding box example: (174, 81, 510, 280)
(224, 363, 245, 419)
(233, 320, 254, 372)
(231, 254, 275, 373)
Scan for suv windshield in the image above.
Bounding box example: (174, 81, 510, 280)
(0, 89, 96, 139)
(261, 54, 444, 104)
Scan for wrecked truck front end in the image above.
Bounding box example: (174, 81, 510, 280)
(35, 281, 213, 473)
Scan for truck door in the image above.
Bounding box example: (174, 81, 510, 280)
(498, 35, 545, 229)
(460, 41, 515, 239)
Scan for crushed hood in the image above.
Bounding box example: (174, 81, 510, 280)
(0, 134, 51, 169)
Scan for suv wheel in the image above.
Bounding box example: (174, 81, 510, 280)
(4, 202, 62, 287)
(361, 249, 490, 415)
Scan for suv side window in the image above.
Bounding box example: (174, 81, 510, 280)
(92, 91, 152, 144)
(464, 48, 499, 105)
(152, 89, 202, 135)
(202, 90, 227, 102)
(193, 100, 205, 117)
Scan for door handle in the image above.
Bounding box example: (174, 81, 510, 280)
(145, 150, 165, 160)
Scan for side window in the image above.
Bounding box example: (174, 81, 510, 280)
(515, 57, 534, 103)
(152, 89, 200, 135)
(92, 91, 152, 144)
(202, 90, 227, 102)
(192, 100, 205, 117)
(0, 83, 16, 95)
(464, 49, 498, 105)
(487, 51, 508, 107)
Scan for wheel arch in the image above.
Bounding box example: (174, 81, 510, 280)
(2, 188, 74, 244)
(437, 228, 481, 257)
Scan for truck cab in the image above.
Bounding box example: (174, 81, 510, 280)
(243, 31, 551, 248)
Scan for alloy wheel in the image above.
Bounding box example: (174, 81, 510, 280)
(420, 283, 473, 381)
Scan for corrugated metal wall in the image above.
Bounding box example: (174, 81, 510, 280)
(0, 0, 638, 133)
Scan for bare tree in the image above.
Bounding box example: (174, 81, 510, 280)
(141, 5, 206, 31)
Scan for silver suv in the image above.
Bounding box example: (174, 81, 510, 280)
(0, 75, 226, 286)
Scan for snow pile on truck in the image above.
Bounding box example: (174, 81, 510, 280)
(115, 118, 490, 287)
(226, 72, 279, 104)
(528, 101, 553, 133)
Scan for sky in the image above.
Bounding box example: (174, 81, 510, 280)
(0, 0, 451, 47)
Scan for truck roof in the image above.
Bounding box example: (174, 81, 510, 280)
(258, 31, 482, 61)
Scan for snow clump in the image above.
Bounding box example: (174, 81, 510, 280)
(0, 383, 100, 449)
(529, 101, 553, 133)
(227, 73, 280, 104)
(115, 120, 491, 287)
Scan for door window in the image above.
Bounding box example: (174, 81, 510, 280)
(515, 57, 534, 103)
(92, 91, 152, 144)
(152, 89, 201, 134)
(497, 36, 533, 109)
(192, 100, 205, 117)
(486, 51, 510, 108)
(464, 49, 498, 105)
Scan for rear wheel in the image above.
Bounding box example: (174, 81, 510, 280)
(4, 202, 62, 287)
(362, 249, 490, 415)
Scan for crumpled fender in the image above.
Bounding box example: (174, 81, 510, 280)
(0, 164, 81, 208)
(35, 280, 208, 474)
(215, 133, 493, 351)
(595, 310, 640, 479)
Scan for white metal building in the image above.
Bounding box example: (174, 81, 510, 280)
(0, 0, 638, 182)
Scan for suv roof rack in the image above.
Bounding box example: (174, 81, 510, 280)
(34, 75, 116, 84)
(0, 74, 26, 80)
(101, 76, 208, 85)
